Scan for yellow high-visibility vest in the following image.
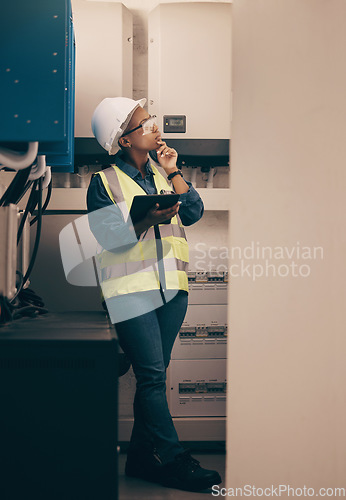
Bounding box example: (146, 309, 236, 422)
(94, 163, 189, 299)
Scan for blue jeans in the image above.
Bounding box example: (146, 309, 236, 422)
(114, 290, 188, 464)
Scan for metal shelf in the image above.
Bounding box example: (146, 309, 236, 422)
(15, 187, 231, 212)
(45, 188, 231, 212)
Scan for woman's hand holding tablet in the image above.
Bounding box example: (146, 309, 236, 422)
(129, 194, 180, 224)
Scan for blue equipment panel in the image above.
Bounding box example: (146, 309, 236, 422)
(0, 0, 75, 171)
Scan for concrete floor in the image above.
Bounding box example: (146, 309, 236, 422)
(118, 452, 226, 499)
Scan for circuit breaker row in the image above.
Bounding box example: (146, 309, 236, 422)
(179, 325, 227, 338)
(187, 271, 228, 305)
(187, 271, 228, 283)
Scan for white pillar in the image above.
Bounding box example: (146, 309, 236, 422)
(228, 0, 346, 491)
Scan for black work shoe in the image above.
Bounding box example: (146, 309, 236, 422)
(159, 450, 222, 492)
(125, 448, 162, 483)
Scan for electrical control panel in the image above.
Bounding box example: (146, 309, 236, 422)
(168, 359, 227, 417)
(148, 3, 231, 141)
(148, 3, 231, 166)
(72, 0, 133, 138)
(171, 304, 227, 360)
(163, 115, 186, 133)
(0, 0, 75, 171)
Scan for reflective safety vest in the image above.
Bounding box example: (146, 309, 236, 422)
(94, 163, 189, 299)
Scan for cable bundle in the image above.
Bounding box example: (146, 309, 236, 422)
(0, 148, 52, 326)
(0, 286, 48, 326)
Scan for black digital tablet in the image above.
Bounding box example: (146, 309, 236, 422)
(129, 194, 180, 224)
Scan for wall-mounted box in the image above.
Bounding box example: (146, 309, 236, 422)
(148, 2, 231, 166)
(0, 0, 75, 171)
(72, 0, 133, 139)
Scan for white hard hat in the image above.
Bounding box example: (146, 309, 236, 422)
(91, 97, 147, 155)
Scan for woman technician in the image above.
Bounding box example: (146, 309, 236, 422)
(87, 97, 221, 492)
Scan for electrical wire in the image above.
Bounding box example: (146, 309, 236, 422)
(12, 304, 48, 320)
(22, 177, 43, 288)
(28, 155, 46, 181)
(15, 179, 34, 205)
(17, 180, 39, 244)
(0, 142, 38, 170)
(0, 165, 32, 207)
(1, 286, 49, 325)
(18, 287, 46, 308)
(202, 167, 218, 182)
(0, 171, 49, 326)
(10, 271, 24, 303)
(13, 159, 51, 249)
(0, 295, 13, 325)
(76, 165, 90, 177)
(14, 288, 48, 317)
(30, 178, 52, 225)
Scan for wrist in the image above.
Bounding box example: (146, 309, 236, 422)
(167, 170, 183, 181)
(164, 167, 178, 175)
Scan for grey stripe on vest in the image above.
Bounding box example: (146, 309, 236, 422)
(101, 258, 156, 280)
(100, 257, 187, 281)
(102, 166, 125, 203)
(178, 223, 187, 240)
(159, 223, 186, 239)
(166, 258, 188, 272)
(138, 223, 185, 240)
(139, 226, 155, 241)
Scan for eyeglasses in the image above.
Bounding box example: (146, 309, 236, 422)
(122, 115, 157, 137)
